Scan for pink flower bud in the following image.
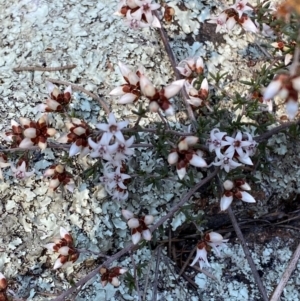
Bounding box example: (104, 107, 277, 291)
(19, 138, 34, 148)
(24, 128, 37, 138)
(44, 243, 56, 251)
(223, 180, 234, 191)
(140, 75, 156, 98)
(189, 154, 207, 168)
(111, 277, 120, 287)
(122, 209, 134, 220)
(53, 258, 64, 270)
(47, 128, 57, 137)
(240, 191, 256, 203)
(73, 127, 86, 136)
(142, 229, 152, 241)
(177, 166, 186, 179)
(206, 232, 224, 243)
(132, 231, 141, 244)
(220, 194, 233, 211)
(143, 215, 154, 225)
(128, 218, 140, 228)
(19, 117, 31, 127)
(58, 246, 71, 256)
(46, 98, 61, 111)
(118, 93, 138, 104)
(49, 178, 60, 190)
(149, 101, 159, 112)
(163, 79, 185, 99)
(168, 152, 179, 165)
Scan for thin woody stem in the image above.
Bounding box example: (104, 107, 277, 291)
(227, 206, 269, 301)
(13, 64, 76, 72)
(153, 11, 197, 130)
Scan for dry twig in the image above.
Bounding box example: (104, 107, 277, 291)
(46, 78, 110, 115)
(153, 11, 197, 129)
(270, 242, 300, 301)
(13, 64, 76, 72)
(227, 206, 269, 301)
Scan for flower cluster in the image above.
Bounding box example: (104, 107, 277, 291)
(271, 41, 294, 66)
(57, 118, 91, 158)
(176, 56, 210, 109)
(207, 129, 257, 173)
(168, 136, 207, 179)
(177, 56, 204, 78)
(208, 0, 258, 33)
(263, 73, 300, 119)
(100, 267, 127, 287)
(38, 82, 72, 112)
(86, 112, 133, 201)
(44, 227, 79, 270)
(0, 273, 8, 301)
(110, 63, 185, 116)
(115, 0, 161, 29)
(44, 164, 75, 193)
(100, 163, 131, 201)
(122, 209, 154, 244)
(2, 116, 56, 150)
(190, 232, 228, 269)
(220, 179, 256, 211)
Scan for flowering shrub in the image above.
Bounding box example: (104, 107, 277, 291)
(1, 0, 300, 299)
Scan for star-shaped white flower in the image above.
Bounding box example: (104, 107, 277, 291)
(96, 112, 128, 143)
(11, 161, 35, 180)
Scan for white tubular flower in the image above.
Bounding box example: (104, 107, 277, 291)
(213, 154, 242, 173)
(113, 136, 135, 163)
(207, 128, 227, 158)
(190, 242, 210, 269)
(243, 133, 257, 156)
(231, 0, 253, 18)
(88, 136, 117, 161)
(106, 166, 131, 191)
(222, 131, 252, 158)
(132, 0, 160, 24)
(96, 112, 128, 143)
(207, 11, 228, 33)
